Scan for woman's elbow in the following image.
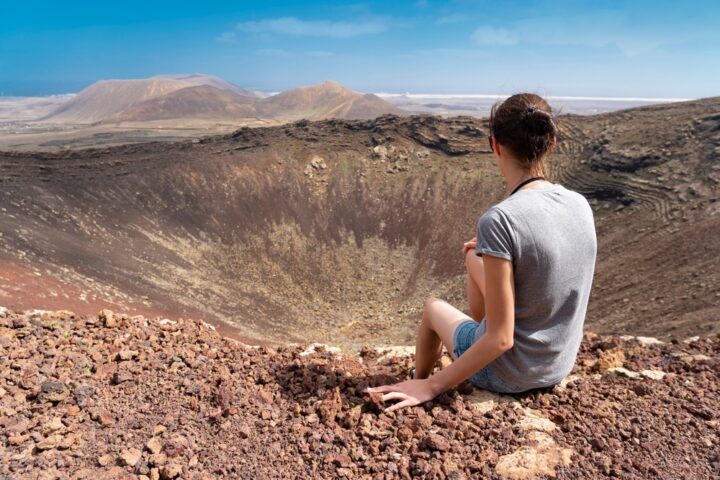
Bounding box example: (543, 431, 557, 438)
(495, 336, 514, 353)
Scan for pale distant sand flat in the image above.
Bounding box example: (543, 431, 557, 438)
(0, 94, 75, 122)
(377, 93, 693, 117)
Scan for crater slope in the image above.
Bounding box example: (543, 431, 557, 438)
(0, 98, 718, 347)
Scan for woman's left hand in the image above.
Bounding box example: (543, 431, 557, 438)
(462, 237, 477, 256)
(366, 379, 439, 413)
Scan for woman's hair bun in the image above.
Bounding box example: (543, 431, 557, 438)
(523, 107, 555, 135)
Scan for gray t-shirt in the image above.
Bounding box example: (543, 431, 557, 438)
(474, 182, 597, 391)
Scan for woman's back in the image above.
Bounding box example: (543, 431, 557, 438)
(475, 182, 597, 391)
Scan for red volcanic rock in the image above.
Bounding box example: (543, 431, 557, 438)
(0, 307, 718, 478)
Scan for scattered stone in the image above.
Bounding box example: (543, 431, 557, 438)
(73, 384, 95, 407)
(36, 435, 61, 450)
(318, 387, 342, 425)
(99, 309, 117, 327)
(639, 369, 666, 380)
(518, 408, 557, 432)
(495, 431, 573, 479)
(633, 383, 652, 396)
(465, 389, 518, 414)
(150, 453, 168, 467)
(8, 434, 30, 446)
(597, 348, 625, 371)
(374, 345, 415, 363)
(161, 463, 183, 479)
(39, 381, 67, 402)
(299, 343, 342, 357)
(636, 336, 664, 346)
(605, 367, 641, 378)
(146, 437, 163, 454)
(423, 433, 451, 452)
(366, 390, 385, 409)
(93, 409, 115, 426)
(309, 156, 327, 170)
(66, 405, 81, 416)
(117, 349, 140, 361)
(371, 145, 389, 160)
(679, 354, 711, 362)
(112, 370, 134, 384)
(42, 417, 65, 435)
(120, 447, 143, 467)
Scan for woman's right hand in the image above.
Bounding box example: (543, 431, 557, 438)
(462, 237, 477, 256)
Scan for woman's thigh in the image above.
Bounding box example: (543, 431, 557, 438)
(424, 298, 473, 360)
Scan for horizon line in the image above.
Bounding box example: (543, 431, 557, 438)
(374, 93, 695, 103)
(0, 90, 696, 103)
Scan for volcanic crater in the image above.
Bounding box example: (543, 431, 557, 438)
(0, 98, 718, 348)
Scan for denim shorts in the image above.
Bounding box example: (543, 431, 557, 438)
(452, 319, 518, 393)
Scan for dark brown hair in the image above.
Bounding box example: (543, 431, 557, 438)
(489, 93, 557, 172)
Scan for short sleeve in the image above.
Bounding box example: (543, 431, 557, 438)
(475, 207, 514, 261)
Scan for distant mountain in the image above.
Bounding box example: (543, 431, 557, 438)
(41, 75, 259, 124)
(40, 78, 192, 123)
(152, 74, 262, 99)
(42, 77, 403, 124)
(106, 85, 256, 123)
(257, 80, 404, 121)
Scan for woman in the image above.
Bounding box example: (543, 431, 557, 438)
(368, 93, 597, 412)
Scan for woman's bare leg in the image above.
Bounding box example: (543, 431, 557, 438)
(466, 254, 486, 321)
(414, 298, 472, 379)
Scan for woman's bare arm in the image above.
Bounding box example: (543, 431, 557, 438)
(367, 254, 515, 412)
(428, 254, 515, 393)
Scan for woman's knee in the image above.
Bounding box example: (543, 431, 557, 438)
(424, 296, 442, 308)
(465, 255, 486, 296)
(423, 297, 446, 316)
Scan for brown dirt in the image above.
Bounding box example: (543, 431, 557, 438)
(1, 307, 718, 479)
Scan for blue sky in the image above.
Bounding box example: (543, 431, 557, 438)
(1, 1, 719, 97)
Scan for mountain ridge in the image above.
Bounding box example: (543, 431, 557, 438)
(41, 76, 403, 124)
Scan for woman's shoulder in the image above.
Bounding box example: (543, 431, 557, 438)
(500, 183, 590, 209)
(479, 204, 513, 225)
(483, 184, 594, 229)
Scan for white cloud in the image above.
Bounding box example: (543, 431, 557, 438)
(236, 17, 387, 38)
(471, 27, 519, 46)
(469, 12, 684, 56)
(415, 0, 430, 8)
(216, 31, 237, 43)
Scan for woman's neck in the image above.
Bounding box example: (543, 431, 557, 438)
(504, 167, 549, 195)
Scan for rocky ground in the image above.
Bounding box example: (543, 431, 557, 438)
(1, 307, 718, 479)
